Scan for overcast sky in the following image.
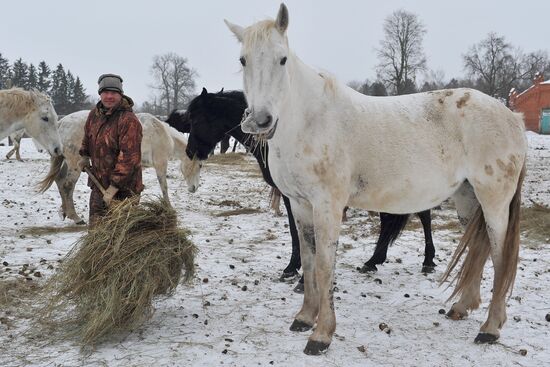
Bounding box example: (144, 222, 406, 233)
(1, 0, 549, 106)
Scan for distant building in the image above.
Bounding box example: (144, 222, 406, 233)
(509, 72, 550, 134)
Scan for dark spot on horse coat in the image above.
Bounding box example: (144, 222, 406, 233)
(456, 92, 470, 108)
(485, 165, 494, 176)
(302, 225, 316, 254)
(496, 158, 516, 179)
(356, 175, 367, 191)
(275, 147, 281, 159)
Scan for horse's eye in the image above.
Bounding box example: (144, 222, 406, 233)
(41, 117, 49, 122)
(240, 57, 246, 67)
(280, 57, 287, 65)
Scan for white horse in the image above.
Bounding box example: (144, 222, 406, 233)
(38, 111, 198, 224)
(0, 88, 62, 158)
(226, 4, 527, 355)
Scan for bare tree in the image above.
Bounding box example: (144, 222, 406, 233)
(376, 9, 427, 95)
(517, 50, 550, 90)
(150, 53, 197, 115)
(463, 32, 524, 99)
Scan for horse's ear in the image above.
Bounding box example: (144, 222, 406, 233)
(224, 19, 244, 42)
(219, 88, 224, 93)
(275, 3, 289, 34)
(201, 87, 208, 96)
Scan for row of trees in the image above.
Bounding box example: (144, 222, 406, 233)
(0, 53, 91, 115)
(348, 10, 550, 101)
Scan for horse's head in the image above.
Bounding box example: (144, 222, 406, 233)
(225, 3, 290, 140)
(23, 90, 63, 157)
(166, 109, 190, 133)
(185, 88, 230, 160)
(181, 157, 202, 193)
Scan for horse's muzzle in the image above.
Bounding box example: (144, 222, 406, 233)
(241, 111, 278, 139)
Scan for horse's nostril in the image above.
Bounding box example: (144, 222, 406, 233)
(54, 147, 60, 155)
(258, 114, 272, 128)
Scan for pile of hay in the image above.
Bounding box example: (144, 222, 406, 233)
(38, 197, 196, 345)
(521, 201, 550, 243)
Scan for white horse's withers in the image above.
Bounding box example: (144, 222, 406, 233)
(38, 111, 198, 224)
(226, 4, 527, 355)
(0, 88, 62, 157)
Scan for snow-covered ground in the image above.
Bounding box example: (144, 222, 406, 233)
(0, 133, 548, 367)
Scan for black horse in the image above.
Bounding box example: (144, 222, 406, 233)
(166, 108, 236, 154)
(172, 88, 437, 291)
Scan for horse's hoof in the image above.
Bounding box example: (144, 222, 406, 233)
(293, 282, 304, 293)
(76, 220, 86, 226)
(474, 333, 499, 344)
(421, 265, 436, 274)
(290, 319, 312, 332)
(279, 270, 299, 281)
(303, 340, 330, 355)
(359, 264, 377, 273)
(446, 309, 467, 320)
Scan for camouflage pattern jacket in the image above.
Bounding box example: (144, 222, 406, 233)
(79, 96, 144, 195)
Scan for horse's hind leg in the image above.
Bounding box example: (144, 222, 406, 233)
(474, 170, 523, 343)
(418, 210, 436, 273)
(56, 168, 85, 225)
(220, 136, 230, 154)
(5, 146, 15, 160)
(475, 204, 511, 343)
(446, 181, 485, 320)
(14, 139, 22, 161)
(155, 161, 171, 205)
(360, 212, 409, 273)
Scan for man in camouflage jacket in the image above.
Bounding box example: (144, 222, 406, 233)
(78, 74, 143, 226)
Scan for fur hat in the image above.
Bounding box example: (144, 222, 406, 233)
(98, 74, 124, 95)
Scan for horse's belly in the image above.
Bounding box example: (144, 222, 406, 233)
(348, 175, 461, 214)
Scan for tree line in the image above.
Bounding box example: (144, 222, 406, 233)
(348, 10, 550, 102)
(0, 53, 92, 115)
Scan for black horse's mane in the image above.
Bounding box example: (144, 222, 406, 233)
(188, 90, 247, 119)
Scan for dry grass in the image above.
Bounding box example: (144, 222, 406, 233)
(521, 202, 550, 244)
(20, 225, 86, 236)
(0, 278, 41, 310)
(207, 152, 248, 165)
(207, 152, 264, 179)
(36, 197, 196, 346)
(0, 278, 43, 330)
(215, 208, 263, 217)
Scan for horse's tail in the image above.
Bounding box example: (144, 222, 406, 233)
(441, 163, 526, 301)
(36, 155, 66, 193)
(377, 212, 410, 248)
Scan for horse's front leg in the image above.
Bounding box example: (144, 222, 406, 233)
(280, 195, 301, 279)
(292, 199, 343, 355)
(288, 200, 318, 332)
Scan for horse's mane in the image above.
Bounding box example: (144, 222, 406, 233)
(0, 88, 48, 120)
(318, 72, 338, 95)
(242, 19, 288, 53)
(188, 90, 247, 119)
